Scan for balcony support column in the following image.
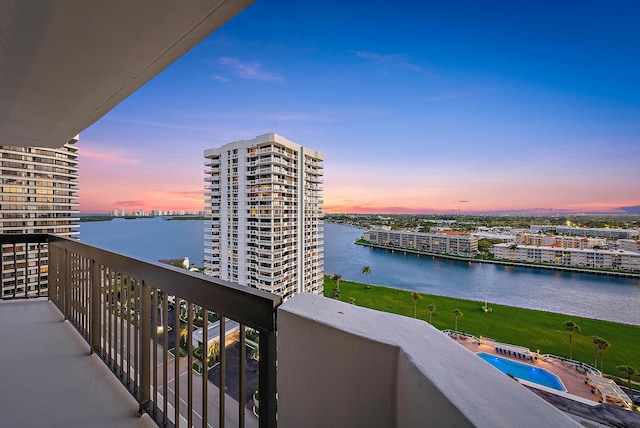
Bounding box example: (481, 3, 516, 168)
(259, 329, 277, 428)
(90, 259, 100, 354)
(139, 281, 151, 415)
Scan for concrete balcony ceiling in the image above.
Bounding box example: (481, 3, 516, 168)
(0, 0, 253, 148)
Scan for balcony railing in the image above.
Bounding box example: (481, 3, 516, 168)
(1, 233, 49, 299)
(2, 234, 580, 427)
(2, 233, 281, 428)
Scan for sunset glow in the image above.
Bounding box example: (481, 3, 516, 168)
(79, 1, 640, 215)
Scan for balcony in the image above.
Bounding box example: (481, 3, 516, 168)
(1, 233, 577, 428)
(1, 233, 279, 428)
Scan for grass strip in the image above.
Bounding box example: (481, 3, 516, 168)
(324, 275, 640, 381)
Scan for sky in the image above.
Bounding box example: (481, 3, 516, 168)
(79, 0, 640, 215)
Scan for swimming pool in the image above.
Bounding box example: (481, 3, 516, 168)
(476, 352, 566, 391)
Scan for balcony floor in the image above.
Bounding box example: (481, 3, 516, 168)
(0, 298, 156, 428)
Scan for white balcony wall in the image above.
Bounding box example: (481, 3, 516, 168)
(277, 294, 577, 428)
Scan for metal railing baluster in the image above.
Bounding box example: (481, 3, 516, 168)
(1, 234, 283, 428)
(91, 260, 100, 354)
(152, 287, 158, 416)
(134, 279, 140, 395)
(202, 309, 208, 428)
(120, 273, 125, 378)
(162, 293, 169, 426)
(174, 296, 181, 425)
(125, 275, 131, 387)
(24, 244, 28, 298)
(187, 302, 193, 427)
(12, 244, 17, 299)
(219, 316, 226, 428)
(239, 324, 246, 427)
(140, 281, 151, 414)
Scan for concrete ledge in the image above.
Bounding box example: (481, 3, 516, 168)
(277, 293, 578, 428)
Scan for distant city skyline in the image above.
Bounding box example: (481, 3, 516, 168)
(105, 209, 205, 216)
(79, 1, 640, 215)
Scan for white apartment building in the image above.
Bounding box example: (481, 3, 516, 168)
(493, 243, 640, 272)
(204, 133, 323, 299)
(363, 230, 478, 256)
(515, 233, 606, 249)
(1, 138, 79, 297)
(618, 239, 640, 252)
(560, 226, 638, 239)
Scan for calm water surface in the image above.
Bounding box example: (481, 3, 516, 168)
(80, 217, 206, 265)
(80, 219, 640, 325)
(324, 224, 639, 325)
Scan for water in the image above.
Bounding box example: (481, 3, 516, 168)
(79, 217, 205, 265)
(324, 224, 640, 325)
(79, 219, 640, 325)
(476, 353, 565, 391)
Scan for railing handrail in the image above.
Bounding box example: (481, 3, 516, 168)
(47, 235, 281, 332)
(540, 353, 601, 376)
(4, 232, 281, 427)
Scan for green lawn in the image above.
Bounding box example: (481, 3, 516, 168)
(324, 276, 640, 381)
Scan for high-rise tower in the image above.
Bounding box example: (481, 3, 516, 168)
(204, 133, 323, 299)
(0, 137, 79, 297)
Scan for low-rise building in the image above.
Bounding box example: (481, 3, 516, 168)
(552, 226, 637, 239)
(515, 233, 606, 249)
(363, 230, 477, 256)
(618, 239, 640, 252)
(530, 225, 639, 239)
(493, 243, 640, 271)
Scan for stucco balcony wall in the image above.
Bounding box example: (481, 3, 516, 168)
(277, 293, 578, 428)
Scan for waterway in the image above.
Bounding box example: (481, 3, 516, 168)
(79, 217, 206, 265)
(79, 219, 640, 325)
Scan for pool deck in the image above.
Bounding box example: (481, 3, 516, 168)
(452, 337, 599, 403)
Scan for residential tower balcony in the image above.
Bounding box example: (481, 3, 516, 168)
(0, 233, 577, 428)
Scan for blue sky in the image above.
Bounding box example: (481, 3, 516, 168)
(80, 0, 640, 214)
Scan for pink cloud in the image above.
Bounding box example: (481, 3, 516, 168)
(78, 147, 140, 165)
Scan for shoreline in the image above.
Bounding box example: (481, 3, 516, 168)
(355, 241, 640, 279)
(326, 276, 640, 327)
(322, 276, 640, 377)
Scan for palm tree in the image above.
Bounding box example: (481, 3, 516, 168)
(616, 365, 637, 389)
(331, 274, 342, 293)
(592, 336, 599, 367)
(427, 304, 436, 325)
(411, 292, 422, 318)
(592, 336, 610, 373)
(362, 266, 372, 288)
(564, 321, 580, 360)
(453, 309, 463, 331)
